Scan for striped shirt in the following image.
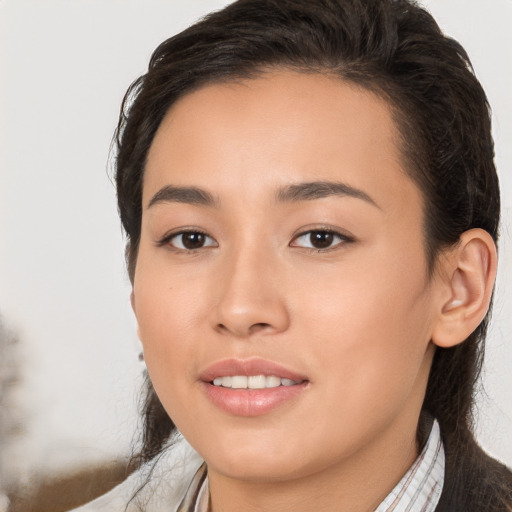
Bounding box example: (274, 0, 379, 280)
(177, 420, 445, 512)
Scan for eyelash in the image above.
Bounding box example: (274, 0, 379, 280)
(157, 228, 354, 252)
(157, 229, 217, 252)
(289, 228, 354, 252)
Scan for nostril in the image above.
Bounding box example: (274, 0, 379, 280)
(248, 322, 272, 334)
(215, 322, 272, 336)
(216, 323, 229, 333)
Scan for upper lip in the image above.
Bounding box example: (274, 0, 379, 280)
(199, 357, 308, 383)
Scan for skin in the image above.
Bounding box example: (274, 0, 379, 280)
(132, 71, 454, 512)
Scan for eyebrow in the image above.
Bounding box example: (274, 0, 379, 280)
(276, 181, 380, 209)
(147, 185, 219, 209)
(147, 180, 380, 210)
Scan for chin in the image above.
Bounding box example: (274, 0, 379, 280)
(206, 455, 307, 483)
(195, 431, 324, 483)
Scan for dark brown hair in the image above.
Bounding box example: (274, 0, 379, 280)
(114, 0, 511, 509)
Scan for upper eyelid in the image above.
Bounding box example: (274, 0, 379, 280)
(157, 228, 215, 246)
(291, 226, 354, 240)
(289, 228, 355, 252)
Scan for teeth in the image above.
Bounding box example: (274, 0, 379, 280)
(265, 375, 281, 388)
(231, 375, 248, 389)
(211, 375, 300, 389)
(213, 376, 231, 387)
(248, 375, 266, 389)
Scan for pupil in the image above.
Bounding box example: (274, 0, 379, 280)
(183, 232, 205, 249)
(310, 231, 333, 249)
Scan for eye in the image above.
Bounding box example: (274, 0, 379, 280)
(166, 231, 217, 250)
(290, 230, 351, 250)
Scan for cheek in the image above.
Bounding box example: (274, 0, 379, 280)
(132, 253, 208, 399)
(134, 283, 209, 432)
(300, 244, 430, 336)
(134, 243, 207, 334)
(296, 242, 433, 401)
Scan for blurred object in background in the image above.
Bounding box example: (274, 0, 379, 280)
(5, 459, 129, 512)
(0, 315, 132, 511)
(0, 316, 23, 511)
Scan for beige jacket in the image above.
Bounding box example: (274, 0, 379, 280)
(69, 436, 202, 512)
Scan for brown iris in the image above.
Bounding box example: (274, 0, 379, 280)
(309, 231, 334, 249)
(181, 232, 207, 249)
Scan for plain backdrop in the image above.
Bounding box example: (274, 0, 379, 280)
(0, 0, 511, 485)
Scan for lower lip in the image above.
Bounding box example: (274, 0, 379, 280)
(201, 382, 308, 417)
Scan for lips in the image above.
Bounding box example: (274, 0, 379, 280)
(199, 358, 309, 417)
(199, 358, 308, 383)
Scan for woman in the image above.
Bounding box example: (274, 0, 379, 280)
(73, 0, 512, 510)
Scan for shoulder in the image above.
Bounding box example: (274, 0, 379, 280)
(436, 441, 512, 512)
(68, 436, 203, 512)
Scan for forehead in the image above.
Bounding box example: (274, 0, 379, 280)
(144, 70, 421, 215)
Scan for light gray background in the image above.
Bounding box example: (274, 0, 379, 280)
(1, 0, 511, 484)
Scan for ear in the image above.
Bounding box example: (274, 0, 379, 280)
(431, 228, 497, 348)
(130, 290, 136, 314)
(130, 290, 142, 341)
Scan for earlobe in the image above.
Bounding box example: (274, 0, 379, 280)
(130, 291, 142, 341)
(130, 290, 136, 314)
(432, 229, 497, 348)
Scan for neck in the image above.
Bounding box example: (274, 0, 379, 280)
(207, 412, 421, 512)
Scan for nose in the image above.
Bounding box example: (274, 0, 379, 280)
(209, 247, 290, 338)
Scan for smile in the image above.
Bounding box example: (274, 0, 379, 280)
(212, 375, 301, 389)
(200, 358, 309, 416)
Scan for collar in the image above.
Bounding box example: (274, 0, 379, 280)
(375, 419, 445, 512)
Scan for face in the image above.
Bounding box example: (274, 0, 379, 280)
(132, 71, 441, 484)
